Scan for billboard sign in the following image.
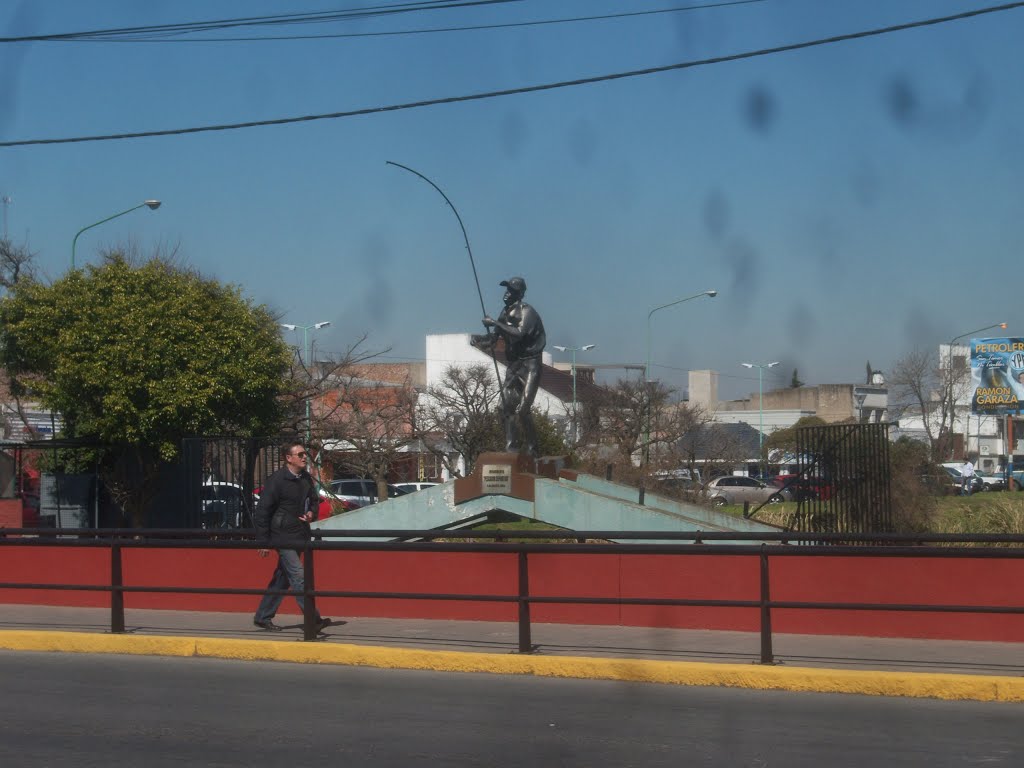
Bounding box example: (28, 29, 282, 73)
(970, 338, 1024, 414)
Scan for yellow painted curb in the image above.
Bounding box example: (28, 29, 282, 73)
(2, 630, 1022, 703)
(0, 630, 197, 658)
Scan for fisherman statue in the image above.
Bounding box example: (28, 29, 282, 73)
(471, 276, 546, 457)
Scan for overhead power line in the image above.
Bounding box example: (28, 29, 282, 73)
(0, 0, 520, 43)
(2, 1, 1021, 148)
(20, 1, 767, 44)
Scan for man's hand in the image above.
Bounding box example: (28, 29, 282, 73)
(257, 549, 270, 558)
(300, 511, 314, 523)
(482, 316, 495, 327)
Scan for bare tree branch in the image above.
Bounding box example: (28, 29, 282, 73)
(415, 363, 503, 477)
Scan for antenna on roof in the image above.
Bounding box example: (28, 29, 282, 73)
(1, 195, 10, 239)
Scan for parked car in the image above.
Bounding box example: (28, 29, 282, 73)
(329, 478, 410, 508)
(316, 487, 361, 519)
(253, 483, 360, 520)
(200, 481, 248, 528)
(974, 471, 1006, 492)
(392, 481, 439, 494)
(769, 474, 833, 502)
(703, 476, 791, 506)
(651, 468, 703, 485)
(1012, 470, 1024, 490)
(939, 465, 985, 494)
(650, 469, 703, 498)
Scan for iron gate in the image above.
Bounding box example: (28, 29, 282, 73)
(181, 437, 287, 530)
(789, 422, 893, 534)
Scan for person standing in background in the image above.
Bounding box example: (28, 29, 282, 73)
(960, 458, 975, 496)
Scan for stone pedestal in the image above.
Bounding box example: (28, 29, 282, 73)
(453, 452, 573, 504)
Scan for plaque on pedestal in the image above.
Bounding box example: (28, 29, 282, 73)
(481, 463, 512, 494)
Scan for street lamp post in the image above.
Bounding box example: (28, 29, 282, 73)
(553, 343, 596, 445)
(71, 200, 161, 269)
(281, 321, 331, 445)
(643, 290, 717, 465)
(741, 361, 780, 477)
(947, 322, 1007, 460)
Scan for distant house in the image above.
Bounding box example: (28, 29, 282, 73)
(689, 369, 888, 440)
(673, 421, 764, 477)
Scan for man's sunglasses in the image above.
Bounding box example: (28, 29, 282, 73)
(290, 451, 308, 458)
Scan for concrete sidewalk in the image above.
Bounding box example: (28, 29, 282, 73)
(2, 604, 1022, 702)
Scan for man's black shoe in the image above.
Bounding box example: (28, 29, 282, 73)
(254, 619, 283, 631)
(315, 617, 333, 632)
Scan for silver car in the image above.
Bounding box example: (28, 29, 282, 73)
(704, 476, 791, 506)
(329, 479, 409, 508)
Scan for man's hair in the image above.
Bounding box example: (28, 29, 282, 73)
(280, 441, 305, 460)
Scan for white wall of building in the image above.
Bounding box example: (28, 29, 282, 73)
(425, 333, 567, 419)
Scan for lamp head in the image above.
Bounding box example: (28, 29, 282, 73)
(705, 290, 718, 298)
(741, 363, 754, 369)
(314, 321, 331, 330)
(768, 361, 780, 368)
(280, 324, 297, 331)
(582, 344, 597, 351)
(553, 345, 567, 352)
(144, 200, 161, 210)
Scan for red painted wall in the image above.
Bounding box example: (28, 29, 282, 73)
(1, 547, 1022, 642)
(0, 499, 23, 530)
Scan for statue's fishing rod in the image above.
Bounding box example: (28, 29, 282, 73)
(386, 160, 507, 411)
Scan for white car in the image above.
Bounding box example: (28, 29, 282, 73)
(392, 481, 439, 494)
(200, 481, 249, 528)
(329, 479, 410, 508)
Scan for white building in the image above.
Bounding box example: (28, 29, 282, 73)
(422, 333, 578, 477)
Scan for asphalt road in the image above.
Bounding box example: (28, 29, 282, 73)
(1, 652, 1019, 767)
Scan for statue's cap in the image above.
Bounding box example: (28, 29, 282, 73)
(500, 276, 526, 293)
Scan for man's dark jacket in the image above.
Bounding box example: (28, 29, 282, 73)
(254, 466, 317, 547)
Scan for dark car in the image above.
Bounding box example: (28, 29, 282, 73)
(939, 466, 984, 495)
(770, 474, 834, 501)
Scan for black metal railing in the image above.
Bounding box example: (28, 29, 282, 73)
(1, 528, 1023, 663)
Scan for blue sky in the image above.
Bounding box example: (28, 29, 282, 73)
(1, 0, 1021, 401)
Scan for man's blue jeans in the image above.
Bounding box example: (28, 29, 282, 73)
(254, 548, 320, 623)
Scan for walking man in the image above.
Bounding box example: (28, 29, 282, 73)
(253, 441, 332, 632)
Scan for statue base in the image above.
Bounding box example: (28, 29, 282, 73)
(453, 452, 571, 504)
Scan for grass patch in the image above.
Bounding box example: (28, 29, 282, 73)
(936, 494, 1024, 536)
(722, 492, 1024, 535)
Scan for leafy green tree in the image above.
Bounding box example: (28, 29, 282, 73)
(888, 436, 938, 531)
(0, 253, 291, 526)
(790, 368, 804, 388)
(533, 410, 568, 458)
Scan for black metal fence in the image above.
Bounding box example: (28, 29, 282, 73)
(2, 437, 291, 531)
(180, 436, 287, 530)
(2, 528, 1022, 663)
(791, 423, 893, 533)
